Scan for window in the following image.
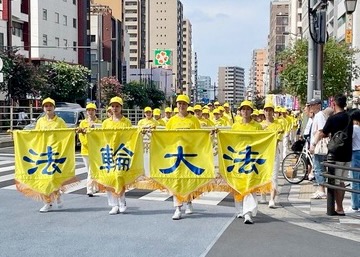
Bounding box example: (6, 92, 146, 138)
(55, 37, 60, 46)
(63, 39, 68, 49)
(55, 12, 59, 23)
(73, 41, 77, 51)
(90, 35, 96, 42)
(73, 0, 76, 4)
(73, 18, 77, 28)
(42, 9, 47, 20)
(42, 34, 48, 46)
(63, 15, 67, 26)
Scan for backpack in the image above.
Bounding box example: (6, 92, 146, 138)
(327, 115, 350, 157)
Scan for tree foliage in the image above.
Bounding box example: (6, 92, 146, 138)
(278, 38, 360, 104)
(100, 76, 122, 107)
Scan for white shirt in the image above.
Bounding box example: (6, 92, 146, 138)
(352, 124, 360, 151)
(304, 117, 313, 136)
(310, 111, 326, 145)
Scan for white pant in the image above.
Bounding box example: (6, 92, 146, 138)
(173, 196, 191, 207)
(82, 156, 96, 194)
(283, 133, 289, 159)
(272, 144, 281, 192)
(107, 191, 125, 207)
(234, 193, 258, 216)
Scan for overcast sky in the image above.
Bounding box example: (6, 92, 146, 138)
(181, 0, 270, 86)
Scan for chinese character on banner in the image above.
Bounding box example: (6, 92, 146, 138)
(100, 144, 134, 172)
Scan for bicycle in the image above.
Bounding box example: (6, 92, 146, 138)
(281, 139, 313, 184)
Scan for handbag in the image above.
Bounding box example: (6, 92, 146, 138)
(314, 137, 329, 155)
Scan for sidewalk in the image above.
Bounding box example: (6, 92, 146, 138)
(0, 134, 13, 148)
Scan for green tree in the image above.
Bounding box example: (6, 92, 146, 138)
(144, 83, 165, 108)
(278, 38, 360, 104)
(0, 50, 44, 102)
(253, 93, 265, 110)
(100, 76, 122, 107)
(37, 62, 90, 102)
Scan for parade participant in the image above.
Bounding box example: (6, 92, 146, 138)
(153, 108, 166, 126)
(218, 106, 231, 126)
(102, 96, 132, 215)
(260, 102, 283, 208)
(193, 104, 203, 119)
(258, 109, 265, 122)
(166, 94, 201, 220)
(77, 103, 101, 197)
(250, 109, 259, 123)
(223, 102, 234, 125)
(107, 106, 113, 118)
(231, 100, 262, 224)
(138, 106, 157, 128)
(162, 107, 173, 124)
(201, 109, 215, 127)
(234, 107, 241, 122)
(36, 97, 67, 213)
(212, 108, 227, 127)
(174, 107, 179, 115)
(187, 106, 195, 115)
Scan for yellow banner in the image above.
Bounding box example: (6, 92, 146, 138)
(87, 128, 144, 193)
(150, 130, 215, 198)
(14, 129, 76, 196)
(217, 131, 277, 197)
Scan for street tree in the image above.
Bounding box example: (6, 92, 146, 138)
(100, 76, 122, 107)
(37, 62, 90, 102)
(278, 38, 360, 104)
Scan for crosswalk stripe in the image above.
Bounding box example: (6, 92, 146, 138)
(0, 165, 15, 173)
(192, 192, 230, 206)
(139, 190, 171, 201)
(0, 160, 15, 166)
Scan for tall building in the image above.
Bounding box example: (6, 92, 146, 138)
(197, 76, 212, 103)
(288, 0, 303, 40)
(249, 49, 267, 97)
(268, 0, 289, 91)
(146, 0, 184, 94)
(182, 19, 192, 96)
(218, 66, 245, 106)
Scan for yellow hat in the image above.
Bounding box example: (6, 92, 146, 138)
(42, 97, 55, 106)
(223, 103, 230, 108)
(194, 104, 202, 111)
(264, 102, 275, 110)
(213, 108, 220, 114)
(214, 101, 220, 106)
(258, 109, 264, 115)
(251, 110, 259, 116)
(218, 106, 225, 111)
(174, 107, 179, 113)
(274, 106, 282, 113)
(153, 108, 161, 116)
(165, 107, 172, 113)
(207, 102, 213, 106)
(281, 107, 287, 113)
(239, 100, 254, 110)
(144, 106, 152, 112)
(109, 96, 123, 106)
(202, 105, 209, 110)
(176, 94, 190, 104)
(202, 109, 210, 114)
(107, 106, 112, 111)
(187, 106, 194, 113)
(86, 103, 97, 110)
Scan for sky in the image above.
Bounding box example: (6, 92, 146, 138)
(181, 0, 271, 86)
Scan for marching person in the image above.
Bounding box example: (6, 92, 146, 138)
(153, 108, 166, 126)
(138, 106, 157, 128)
(77, 103, 101, 197)
(36, 97, 67, 213)
(102, 96, 132, 215)
(166, 94, 201, 220)
(232, 100, 263, 224)
(162, 107, 173, 124)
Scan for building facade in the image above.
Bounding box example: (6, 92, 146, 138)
(197, 76, 212, 103)
(182, 19, 192, 96)
(218, 66, 245, 106)
(249, 49, 267, 97)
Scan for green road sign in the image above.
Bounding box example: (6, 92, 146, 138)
(154, 50, 172, 66)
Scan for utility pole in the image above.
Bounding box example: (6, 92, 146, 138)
(307, 0, 317, 103)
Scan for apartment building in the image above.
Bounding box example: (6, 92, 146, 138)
(197, 76, 212, 103)
(218, 66, 245, 105)
(249, 49, 267, 97)
(182, 19, 192, 96)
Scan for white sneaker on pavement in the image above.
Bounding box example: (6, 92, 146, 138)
(268, 199, 276, 208)
(259, 194, 267, 204)
(39, 203, 52, 213)
(244, 213, 253, 224)
(185, 202, 193, 214)
(172, 209, 182, 220)
(119, 202, 127, 213)
(109, 206, 119, 215)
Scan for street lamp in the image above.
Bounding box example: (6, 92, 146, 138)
(283, 31, 302, 39)
(345, 0, 358, 14)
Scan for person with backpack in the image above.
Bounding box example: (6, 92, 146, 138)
(312, 95, 353, 215)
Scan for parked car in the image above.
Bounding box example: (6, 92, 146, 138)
(24, 107, 86, 148)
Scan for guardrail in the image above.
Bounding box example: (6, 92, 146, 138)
(322, 160, 360, 216)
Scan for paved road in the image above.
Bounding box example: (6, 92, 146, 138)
(1, 146, 360, 257)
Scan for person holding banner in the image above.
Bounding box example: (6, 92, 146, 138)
(138, 107, 157, 128)
(77, 103, 101, 197)
(166, 94, 201, 220)
(36, 98, 67, 213)
(231, 100, 262, 224)
(102, 96, 132, 215)
(162, 107, 173, 124)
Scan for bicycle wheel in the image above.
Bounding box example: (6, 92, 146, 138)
(281, 152, 307, 184)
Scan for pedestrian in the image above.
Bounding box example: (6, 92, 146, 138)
(77, 103, 101, 197)
(102, 96, 132, 215)
(312, 95, 353, 215)
(36, 97, 67, 213)
(166, 94, 201, 220)
(17, 109, 28, 126)
(232, 100, 263, 224)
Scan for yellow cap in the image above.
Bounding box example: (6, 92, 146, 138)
(153, 108, 161, 116)
(213, 108, 220, 114)
(165, 107, 172, 113)
(42, 97, 55, 106)
(218, 106, 225, 111)
(194, 104, 202, 111)
(274, 106, 282, 113)
(109, 96, 123, 106)
(107, 106, 112, 111)
(214, 101, 220, 106)
(176, 94, 190, 104)
(187, 106, 194, 113)
(207, 102, 213, 106)
(202, 109, 210, 114)
(144, 106, 152, 112)
(251, 110, 259, 116)
(258, 109, 264, 115)
(264, 102, 275, 110)
(281, 107, 287, 113)
(174, 107, 179, 113)
(223, 103, 230, 108)
(86, 103, 97, 110)
(202, 105, 209, 110)
(239, 100, 254, 110)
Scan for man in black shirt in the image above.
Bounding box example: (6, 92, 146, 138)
(315, 95, 352, 215)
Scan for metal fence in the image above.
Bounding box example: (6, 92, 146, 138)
(0, 105, 146, 131)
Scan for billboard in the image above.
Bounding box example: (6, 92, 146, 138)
(154, 50, 172, 66)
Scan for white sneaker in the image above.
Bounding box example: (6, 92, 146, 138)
(172, 209, 182, 220)
(119, 202, 127, 213)
(268, 199, 276, 208)
(236, 213, 243, 218)
(344, 207, 359, 214)
(40, 203, 52, 213)
(244, 214, 253, 224)
(109, 206, 119, 215)
(259, 194, 267, 204)
(185, 203, 193, 214)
